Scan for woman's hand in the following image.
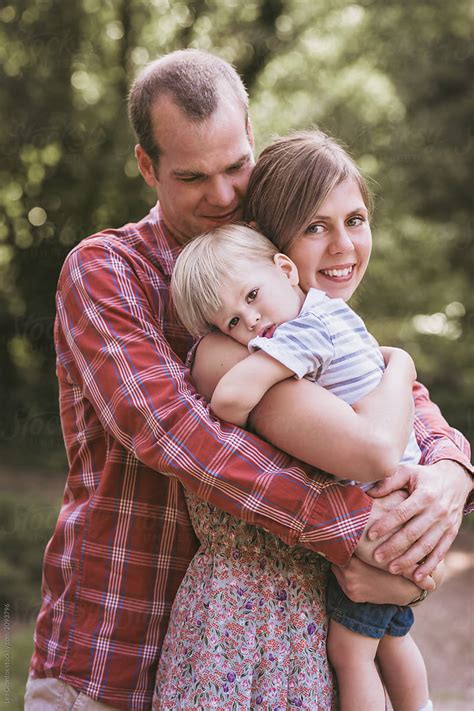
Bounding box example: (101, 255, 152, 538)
(331, 557, 423, 606)
(366, 460, 472, 580)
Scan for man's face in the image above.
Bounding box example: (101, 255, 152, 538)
(136, 94, 255, 244)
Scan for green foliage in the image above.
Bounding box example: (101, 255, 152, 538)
(0, 491, 61, 617)
(0, 622, 34, 710)
(0, 0, 472, 464)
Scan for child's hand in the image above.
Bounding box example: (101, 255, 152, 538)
(380, 346, 417, 382)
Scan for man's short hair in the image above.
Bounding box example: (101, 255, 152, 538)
(171, 224, 278, 337)
(128, 49, 249, 168)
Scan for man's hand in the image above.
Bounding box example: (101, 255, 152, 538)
(355, 490, 435, 590)
(367, 460, 472, 580)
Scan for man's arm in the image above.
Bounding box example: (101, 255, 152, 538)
(56, 239, 370, 566)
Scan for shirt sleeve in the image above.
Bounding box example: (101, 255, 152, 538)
(249, 311, 334, 380)
(413, 381, 473, 513)
(55, 239, 370, 565)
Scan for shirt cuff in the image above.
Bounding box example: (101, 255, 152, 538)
(298, 484, 372, 566)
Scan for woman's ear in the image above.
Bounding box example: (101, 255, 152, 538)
(273, 253, 299, 286)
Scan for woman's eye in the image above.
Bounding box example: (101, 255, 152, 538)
(247, 289, 258, 302)
(229, 317, 239, 329)
(306, 223, 324, 235)
(347, 216, 364, 227)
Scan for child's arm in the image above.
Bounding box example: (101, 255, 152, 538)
(210, 351, 293, 427)
(210, 342, 417, 480)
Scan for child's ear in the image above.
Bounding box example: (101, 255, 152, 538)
(273, 253, 299, 286)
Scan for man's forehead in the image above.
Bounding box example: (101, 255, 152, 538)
(150, 94, 250, 165)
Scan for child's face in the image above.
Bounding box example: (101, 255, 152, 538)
(211, 255, 304, 346)
(286, 178, 372, 302)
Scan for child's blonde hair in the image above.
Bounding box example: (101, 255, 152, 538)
(171, 224, 278, 337)
(244, 129, 372, 252)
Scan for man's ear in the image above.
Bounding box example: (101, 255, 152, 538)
(273, 253, 299, 286)
(135, 144, 158, 188)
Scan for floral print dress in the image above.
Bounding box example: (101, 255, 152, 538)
(153, 492, 336, 710)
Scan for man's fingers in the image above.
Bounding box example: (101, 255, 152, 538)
(369, 472, 408, 498)
(385, 523, 451, 576)
(413, 530, 454, 580)
(414, 575, 436, 591)
(368, 494, 424, 542)
(371, 503, 441, 562)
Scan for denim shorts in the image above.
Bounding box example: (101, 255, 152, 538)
(326, 571, 414, 639)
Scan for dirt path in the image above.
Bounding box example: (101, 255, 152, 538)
(411, 528, 474, 710)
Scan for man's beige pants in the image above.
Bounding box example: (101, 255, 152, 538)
(25, 677, 120, 710)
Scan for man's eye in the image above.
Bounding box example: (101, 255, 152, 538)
(229, 317, 239, 329)
(178, 175, 202, 183)
(227, 162, 244, 173)
(247, 289, 258, 302)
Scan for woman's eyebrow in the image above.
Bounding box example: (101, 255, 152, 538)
(310, 206, 368, 220)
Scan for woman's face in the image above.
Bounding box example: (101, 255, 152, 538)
(285, 178, 372, 302)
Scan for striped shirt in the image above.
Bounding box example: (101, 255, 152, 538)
(250, 287, 421, 475)
(29, 204, 472, 710)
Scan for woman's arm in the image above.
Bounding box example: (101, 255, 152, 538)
(194, 332, 416, 481)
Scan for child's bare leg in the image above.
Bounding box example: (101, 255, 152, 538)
(377, 632, 429, 711)
(327, 619, 385, 710)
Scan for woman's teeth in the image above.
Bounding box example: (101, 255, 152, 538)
(321, 267, 353, 277)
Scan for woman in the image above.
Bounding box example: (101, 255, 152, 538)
(153, 131, 467, 710)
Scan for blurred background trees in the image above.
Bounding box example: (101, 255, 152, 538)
(0, 1, 472, 706)
(1, 0, 472, 465)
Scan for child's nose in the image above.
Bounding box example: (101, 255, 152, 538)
(245, 311, 260, 329)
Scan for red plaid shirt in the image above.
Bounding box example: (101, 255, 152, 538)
(30, 204, 472, 710)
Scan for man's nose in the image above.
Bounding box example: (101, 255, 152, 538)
(206, 176, 236, 207)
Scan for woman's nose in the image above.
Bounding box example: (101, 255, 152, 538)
(329, 226, 354, 254)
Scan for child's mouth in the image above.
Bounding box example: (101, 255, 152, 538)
(260, 324, 276, 338)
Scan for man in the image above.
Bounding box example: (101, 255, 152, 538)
(26, 49, 472, 710)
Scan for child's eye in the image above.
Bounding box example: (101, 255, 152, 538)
(247, 289, 258, 302)
(229, 317, 239, 329)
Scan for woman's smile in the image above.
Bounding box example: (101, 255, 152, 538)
(286, 179, 372, 302)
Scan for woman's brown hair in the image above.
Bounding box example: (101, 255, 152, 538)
(244, 129, 372, 252)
